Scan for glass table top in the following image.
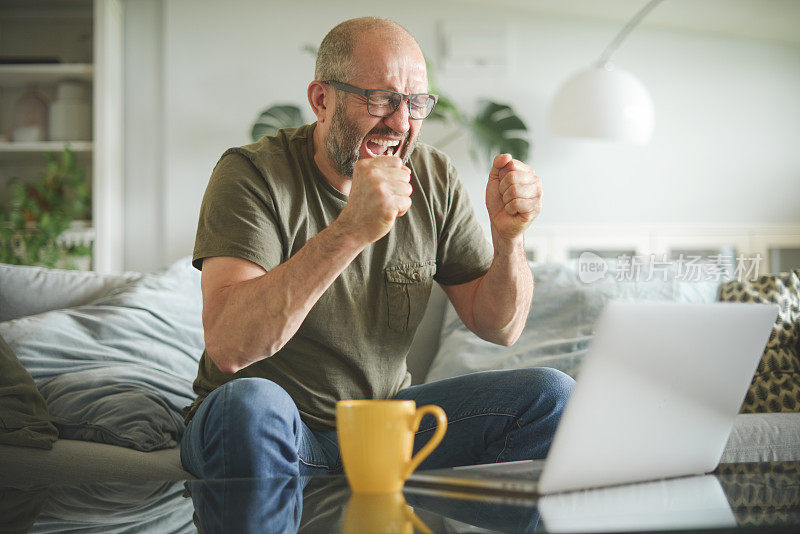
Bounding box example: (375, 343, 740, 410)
(2, 461, 798, 533)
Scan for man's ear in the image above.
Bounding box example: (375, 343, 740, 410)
(307, 81, 332, 124)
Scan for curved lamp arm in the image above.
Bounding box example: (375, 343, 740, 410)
(597, 0, 666, 67)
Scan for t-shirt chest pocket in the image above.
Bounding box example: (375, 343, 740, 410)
(384, 261, 436, 333)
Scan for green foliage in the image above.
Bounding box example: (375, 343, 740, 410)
(0, 147, 92, 268)
(251, 105, 306, 141)
(469, 100, 530, 164)
(426, 93, 460, 124)
(425, 59, 530, 165)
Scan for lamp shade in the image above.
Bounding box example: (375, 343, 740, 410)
(549, 64, 654, 145)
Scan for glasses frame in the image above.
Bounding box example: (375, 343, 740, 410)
(323, 80, 439, 120)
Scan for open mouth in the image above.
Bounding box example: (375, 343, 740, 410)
(365, 137, 402, 158)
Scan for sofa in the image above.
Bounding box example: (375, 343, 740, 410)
(1, 256, 799, 490)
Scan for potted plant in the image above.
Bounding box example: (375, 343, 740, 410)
(0, 147, 93, 269)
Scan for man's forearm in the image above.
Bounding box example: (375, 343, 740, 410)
(205, 220, 365, 373)
(471, 233, 533, 346)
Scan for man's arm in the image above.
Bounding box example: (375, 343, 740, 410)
(202, 155, 412, 374)
(441, 154, 541, 346)
(441, 237, 532, 346)
(202, 225, 363, 374)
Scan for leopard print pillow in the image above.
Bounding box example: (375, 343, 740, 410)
(717, 270, 800, 413)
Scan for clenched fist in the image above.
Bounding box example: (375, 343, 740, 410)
(337, 155, 413, 245)
(486, 153, 542, 241)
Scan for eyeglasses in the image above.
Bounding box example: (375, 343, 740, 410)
(324, 81, 438, 120)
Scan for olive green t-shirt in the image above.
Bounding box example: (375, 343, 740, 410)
(187, 123, 493, 430)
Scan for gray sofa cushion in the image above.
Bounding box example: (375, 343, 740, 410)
(0, 263, 142, 322)
(38, 369, 186, 452)
(721, 413, 800, 463)
(0, 257, 203, 452)
(0, 257, 202, 384)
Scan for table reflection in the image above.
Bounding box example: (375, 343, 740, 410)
(537, 475, 735, 532)
(342, 491, 432, 534)
(0, 480, 195, 533)
(1, 461, 796, 533)
(187, 477, 303, 533)
(716, 462, 800, 529)
(188, 475, 540, 534)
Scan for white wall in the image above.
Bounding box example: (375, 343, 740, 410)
(123, 0, 800, 272)
(123, 0, 163, 273)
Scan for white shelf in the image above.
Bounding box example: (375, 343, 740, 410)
(0, 63, 93, 86)
(4, 220, 95, 247)
(57, 220, 95, 247)
(0, 141, 93, 153)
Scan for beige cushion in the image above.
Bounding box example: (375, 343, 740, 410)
(0, 440, 190, 488)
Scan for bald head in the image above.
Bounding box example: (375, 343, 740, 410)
(315, 17, 424, 83)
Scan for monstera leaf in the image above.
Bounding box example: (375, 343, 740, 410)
(251, 105, 306, 141)
(469, 100, 530, 165)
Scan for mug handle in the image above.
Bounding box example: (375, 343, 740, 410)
(404, 505, 433, 534)
(404, 404, 447, 479)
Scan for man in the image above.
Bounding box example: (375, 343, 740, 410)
(180, 17, 574, 479)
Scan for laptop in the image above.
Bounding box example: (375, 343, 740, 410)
(407, 300, 779, 495)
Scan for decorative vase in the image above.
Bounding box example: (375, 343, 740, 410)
(12, 84, 49, 142)
(49, 79, 91, 141)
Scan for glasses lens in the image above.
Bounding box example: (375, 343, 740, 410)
(409, 94, 436, 119)
(367, 90, 437, 119)
(367, 90, 401, 117)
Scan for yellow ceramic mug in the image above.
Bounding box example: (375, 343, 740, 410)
(336, 399, 447, 494)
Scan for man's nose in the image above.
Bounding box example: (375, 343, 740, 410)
(383, 98, 412, 134)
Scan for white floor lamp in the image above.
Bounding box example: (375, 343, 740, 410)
(549, 0, 665, 145)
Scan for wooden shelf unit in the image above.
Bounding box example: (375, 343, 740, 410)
(0, 0, 123, 272)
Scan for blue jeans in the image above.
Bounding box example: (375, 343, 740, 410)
(180, 368, 575, 479)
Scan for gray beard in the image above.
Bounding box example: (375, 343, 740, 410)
(326, 104, 362, 178)
(325, 104, 417, 178)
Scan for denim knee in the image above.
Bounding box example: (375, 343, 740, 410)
(201, 378, 302, 478)
(516, 367, 575, 413)
(220, 378, 301, 437)
(538, 367, 575, 399)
